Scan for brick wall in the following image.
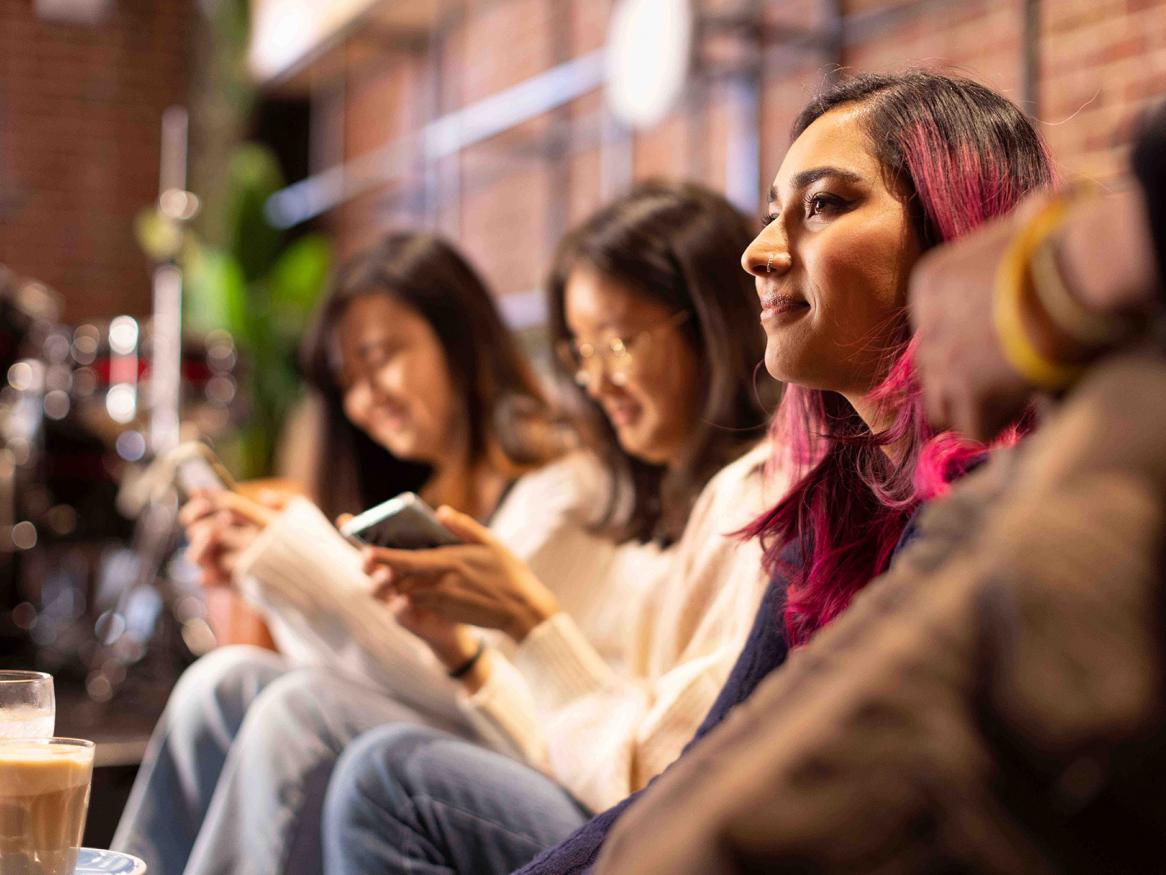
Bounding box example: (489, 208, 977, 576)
(0, 0, 195, 321)
(315, 0, 1166, 307)
(4, 0, 1164, 322)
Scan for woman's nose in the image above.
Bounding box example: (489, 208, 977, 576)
(370, 362, 403, 400)
(741, 227, 792, 279)
(582, 367, 621, 403)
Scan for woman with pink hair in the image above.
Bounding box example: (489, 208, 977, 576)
(321, 70, 1054, 875)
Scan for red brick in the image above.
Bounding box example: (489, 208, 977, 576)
(1, 0, 194, 321)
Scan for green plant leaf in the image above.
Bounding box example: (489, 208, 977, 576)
(184, 245, 249, 339)
(268, 233, 332, 343)
(225, 143, 285, 281)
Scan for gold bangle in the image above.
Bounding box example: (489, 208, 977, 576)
(993, 197, 1086, 391)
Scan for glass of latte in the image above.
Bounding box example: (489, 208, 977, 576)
(0, 737, 94, 875)
(0, 671, 55, 739)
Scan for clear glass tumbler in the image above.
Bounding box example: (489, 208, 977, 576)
(0, 671, 56, 739)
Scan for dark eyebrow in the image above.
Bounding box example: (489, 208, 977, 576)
(768, 166, 864, 206)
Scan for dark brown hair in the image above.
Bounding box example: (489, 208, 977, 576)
(547, 180, 774, 544)
(301, 231, 559, 519)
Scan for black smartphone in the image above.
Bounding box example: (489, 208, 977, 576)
(340, 492, 462, 550)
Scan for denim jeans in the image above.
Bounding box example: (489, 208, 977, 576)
(323, 725, 591, 875)
(113, 646, 287, 875)
(113, 645, 471, 875)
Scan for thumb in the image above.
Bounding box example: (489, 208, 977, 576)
(435, 506, 497, 547)
(336, 512, 354, 529)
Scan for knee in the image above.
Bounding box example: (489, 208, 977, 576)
(229, 667, 338, 754)
(164, 645, 286, 740)
(326, 725, 445, 824)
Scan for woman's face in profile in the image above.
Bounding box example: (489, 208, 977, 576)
(563, 265, 699, 467)
(742, 105, 921, 399)
(335, 294, 457, 465)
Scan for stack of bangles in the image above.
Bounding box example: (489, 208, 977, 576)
(993, 184, 1130, 391)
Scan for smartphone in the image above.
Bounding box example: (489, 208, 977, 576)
(168, 441, 238, 499)
(340, 492, 462, 550)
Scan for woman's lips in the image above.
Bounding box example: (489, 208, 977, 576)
(760, 293, 809, 322)
(372, 406, 410, 433)
(606, 403, 641, 428)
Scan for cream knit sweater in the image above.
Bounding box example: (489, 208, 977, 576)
(233, 441, 782, 812)
(471, 440, 782, 811)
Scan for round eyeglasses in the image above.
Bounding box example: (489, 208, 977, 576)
(555, 310, 691, 388)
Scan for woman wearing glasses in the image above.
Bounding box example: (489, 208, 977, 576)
(356, 180, 783, 817)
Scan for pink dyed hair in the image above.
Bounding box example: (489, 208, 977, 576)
(746, 71, 1053, 647)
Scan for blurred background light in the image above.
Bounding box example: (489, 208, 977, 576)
(606, 0, 694, 130)
(108, 316, 139, 356)
(34, 0, 112, 25)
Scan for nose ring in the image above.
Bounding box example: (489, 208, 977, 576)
(766, 253, 774, 273)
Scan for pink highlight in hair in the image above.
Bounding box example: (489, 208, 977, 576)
(747, 101, 1052, 649)
(905, 122, 1055, 243)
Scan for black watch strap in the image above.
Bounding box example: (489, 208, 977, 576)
(448, 639, 486, 679)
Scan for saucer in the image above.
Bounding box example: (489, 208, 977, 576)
(75, 848, 147, 874)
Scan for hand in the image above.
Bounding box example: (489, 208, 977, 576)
(335, 512, 481, 679)
(384, 592, 484, 678)
(1055, 185, 1158, 315)
(180, 491, 275, 587)
(909, 193, 1063, 441)
(911, 186, 1159, 442)
(360, 507, 560, 642)
(910, 214, 1029, 441)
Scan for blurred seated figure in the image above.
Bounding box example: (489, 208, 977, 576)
(114, 181, 779, 875)
(112, 230, 595, 874)
(321, 70, 1052, 875)
(590, 103, 1166, 874)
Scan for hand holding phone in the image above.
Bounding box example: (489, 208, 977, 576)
(168, 441, 238, 500)
(357, 504, 561, 643)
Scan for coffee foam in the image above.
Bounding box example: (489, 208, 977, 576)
(0, 744, 92, 795)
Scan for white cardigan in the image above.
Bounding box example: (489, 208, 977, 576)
(468, 440, 783, 811)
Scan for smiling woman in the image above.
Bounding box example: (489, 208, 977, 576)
(547, 179, 779, 544)
(112, 231, 637, 875)
(315, 181, 788, 875)
(499, 69, 1058, 875)
(745, 124, 922, 406)
(302, 232, 560, 521)
(743, 72, 1052, 647)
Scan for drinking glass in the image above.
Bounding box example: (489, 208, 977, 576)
(0, 671, 55, 739)
(0, 736, 95, 875)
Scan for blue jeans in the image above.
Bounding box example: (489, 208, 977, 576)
(113, 646, 286, 875)
(113, 646, 471, 875)
(323, 725, 591, 875)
